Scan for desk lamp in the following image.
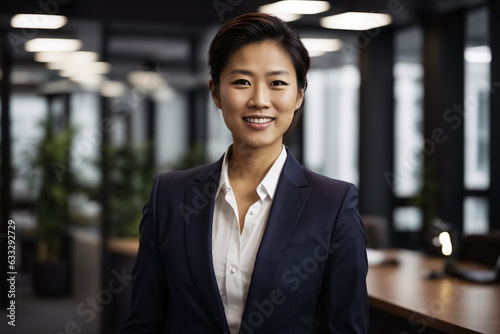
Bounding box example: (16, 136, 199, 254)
(423, 219, 453, 257)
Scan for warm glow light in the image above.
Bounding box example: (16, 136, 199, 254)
(320, 12, 392, 31)
(100, 81, 127, 98)
(35, 51, 98, 63)
(439, 232, 452, 256)
(465, 45, 491, 63)
(258, 1, 330, 15)
(301, 38, 342, 55)
(25, 38, 82, 52)
(11, 14, 67, 29)
(56, 62, 111, 76)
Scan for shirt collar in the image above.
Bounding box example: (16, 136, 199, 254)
(216, 144, 287, 200)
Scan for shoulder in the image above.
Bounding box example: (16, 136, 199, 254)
(153, 158, 222, 193)
(302, 166, 357, 199)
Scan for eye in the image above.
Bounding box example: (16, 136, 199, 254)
(270, 80, 288, 87)
(232, 79, 250, 85)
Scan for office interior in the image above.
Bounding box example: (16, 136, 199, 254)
(0, 0, 499, 333)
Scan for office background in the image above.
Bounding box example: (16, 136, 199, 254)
(0, 0, 498, 333)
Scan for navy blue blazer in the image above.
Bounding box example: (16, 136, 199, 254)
(121, 149, 368, 334)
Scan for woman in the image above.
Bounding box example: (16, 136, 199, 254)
(121, 13, 368, 334)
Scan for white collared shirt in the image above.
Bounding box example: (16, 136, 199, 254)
(212, 144, 287, 334)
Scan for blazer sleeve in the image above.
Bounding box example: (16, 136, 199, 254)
(317, 184, 369, 333)
(120, 175, 168, 333)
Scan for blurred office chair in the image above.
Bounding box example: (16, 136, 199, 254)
(443, 232, 500, 283)
(458, 232, 500, 267)
(361, 215, 389, 249)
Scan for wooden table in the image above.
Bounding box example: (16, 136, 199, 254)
(367, 249, 500, 334)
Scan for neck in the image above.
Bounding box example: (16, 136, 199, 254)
(228, 140, 283, 181)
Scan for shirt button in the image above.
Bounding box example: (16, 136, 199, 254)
(250, 209, 257, 215)
(230, 267, 236, 274)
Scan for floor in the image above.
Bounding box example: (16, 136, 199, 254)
(0, 272, 100, 334)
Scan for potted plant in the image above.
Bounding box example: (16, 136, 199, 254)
(105, 142, 156, 237)
(28, 120, 75, 297)
(106, 141, 208, 237)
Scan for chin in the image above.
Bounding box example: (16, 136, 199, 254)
(234, 135, 282, 150)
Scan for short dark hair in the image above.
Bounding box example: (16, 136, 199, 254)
(208, 12, 310, 143)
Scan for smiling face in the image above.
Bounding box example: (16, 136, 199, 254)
(210, 41, 304, 151)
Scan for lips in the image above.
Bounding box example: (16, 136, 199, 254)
(243, 117, 275, 124)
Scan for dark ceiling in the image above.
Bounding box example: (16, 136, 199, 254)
(0, 0, 486, 28)
(0, 0, 488, 90)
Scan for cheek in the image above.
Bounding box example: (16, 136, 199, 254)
(219, 87, 246, 110)
(273, 91, 298, 117)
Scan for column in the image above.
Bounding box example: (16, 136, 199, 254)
(358, 27, 395, 221)
(422, 10, 465, 234)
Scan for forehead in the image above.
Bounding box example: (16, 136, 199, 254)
(224, 41, 296, 75)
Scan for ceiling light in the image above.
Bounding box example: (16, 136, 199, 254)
(308, 51, 326, 57)
(56, 62, 111, 76)
(25, 38, 82, 52)
(100, 81, 127, 98)
(70, 74, 105, 90)
(11, 14, 67, 29)
(35, 51, 98, 63)
(272, 13, 302, 22)
(150, 84, 174, 102)
(465, 45, 491, 63)
(70, 74, 104, 82)
(258, 1, 330, 15)
(127, 71, 164, 91)
(320, 12, 392, 31)
(301, 38, 342, 55)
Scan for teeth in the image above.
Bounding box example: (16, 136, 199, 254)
(244, 117, 274, 124)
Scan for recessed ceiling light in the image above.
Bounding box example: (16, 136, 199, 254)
(308, 51, 326, 57)
(150, 84, 174, 102)
(320, 12, 392, 31)
(11, 14, 67, 29)
(25, 38, 82, 52)
(70, 74, 104, 82)
(127, 71, 164, 91)
(301, 38, 342, 55)
(57, 62, 111, 76)
(271, 13, 302, 22)
(464, 45, 491, 63)
(72, 75, 104, 90)
(35, 51, 98, 63)
(100, 81, 127, 98)
(258, 1, 330, 15)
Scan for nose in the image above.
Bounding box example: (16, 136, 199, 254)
(247, 83, 271, 110)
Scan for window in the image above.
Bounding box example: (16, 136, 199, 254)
(392, 26, 424, 232)
(304, 65, 359, 185)
(464, 7, 490, 190)
(393, 26, 424, 198)
(463, 6, 490, 235)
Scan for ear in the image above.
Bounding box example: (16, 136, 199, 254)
(209, 79, 221, 109)
(296, 87, 305, 109)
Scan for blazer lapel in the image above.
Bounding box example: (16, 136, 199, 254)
(183, 158, 230, 333)
(242, 150, 311, 318)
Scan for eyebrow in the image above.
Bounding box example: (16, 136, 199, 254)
(229, 69, 291, 76)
